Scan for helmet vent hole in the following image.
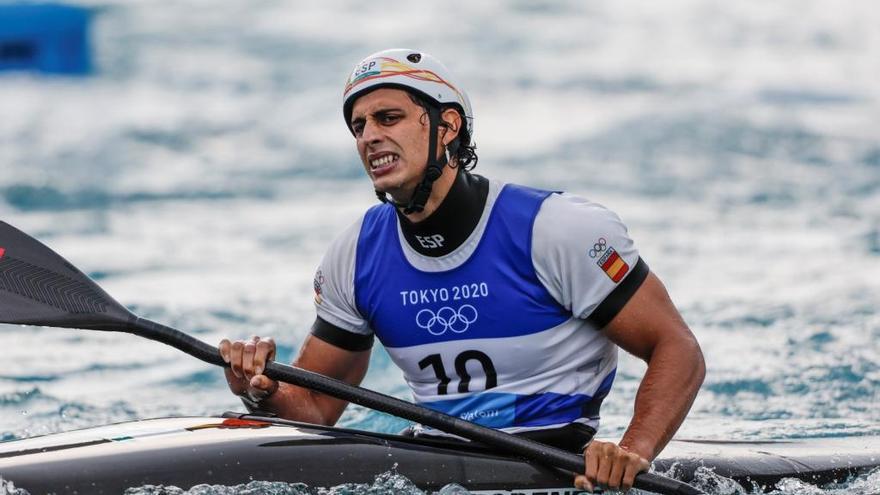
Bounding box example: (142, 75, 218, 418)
(407, 53, 422, 63)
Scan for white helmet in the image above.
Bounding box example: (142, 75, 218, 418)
(342, 48, 474, 138)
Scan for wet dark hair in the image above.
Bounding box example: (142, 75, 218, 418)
(407, 91, 478, 171)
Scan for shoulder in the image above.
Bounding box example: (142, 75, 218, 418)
(529, 191, 644, 322)
(533, 192, 631, 244)
(322, 213, 366, 263)
(314, 212, 372, 334)
(326, 201, 396, 258)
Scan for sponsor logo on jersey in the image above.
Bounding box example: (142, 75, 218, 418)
(596, 246, 629, 283)
(459, 407, 499, 421)
(313, 269, 324, 305)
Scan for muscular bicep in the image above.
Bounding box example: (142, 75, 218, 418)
(601, 271, 693, 362)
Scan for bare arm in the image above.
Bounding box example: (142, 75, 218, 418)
(576, 271, 705, 491)
(604, 271, 705, 459)
(220, 332, 371, 425)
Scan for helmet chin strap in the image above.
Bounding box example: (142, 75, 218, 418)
(375, 105, 448, 214)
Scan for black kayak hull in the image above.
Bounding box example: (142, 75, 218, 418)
(1, 413, 878, 494)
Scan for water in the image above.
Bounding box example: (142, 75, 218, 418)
(1, 0, 879, 493)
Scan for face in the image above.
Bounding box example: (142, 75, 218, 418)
(349, 88, 435, 201)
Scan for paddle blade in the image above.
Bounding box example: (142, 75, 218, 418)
(0, 221, 134, 330)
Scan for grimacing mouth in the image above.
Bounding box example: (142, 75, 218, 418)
(370, 153, 399, 170)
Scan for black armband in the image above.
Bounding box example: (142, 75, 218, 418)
(587, 257, 650, 329)
(311, 316, 374, 351)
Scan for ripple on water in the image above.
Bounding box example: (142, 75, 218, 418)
(1, 184, 271, 212)
(705, 378, 774, 397)
(0, 388, 45, 406)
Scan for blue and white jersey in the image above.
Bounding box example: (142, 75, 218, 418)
(314, 181, 646, 434)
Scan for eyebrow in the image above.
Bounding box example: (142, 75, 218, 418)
(351, 106, 405, 126)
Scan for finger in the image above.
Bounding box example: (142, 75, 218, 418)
(595, 444, 616, 487)
(622, 456, 650, 491)
(608, 454, 626, 490)
(218, 339, 231, 363)
(265, 337, 276, 362)
(242, 340, 257, 378)
(621, 462, 639, 491)
(574, 474, 592, 492)
(584, 443, 600, 491)
(585, 443, 600, 484)
(249, 375, 278, 398)
(249, 374, 270, 391)
(253, 340, 275, 376)
(230, 340, 245, 378)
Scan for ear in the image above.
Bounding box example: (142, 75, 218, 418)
(439, 108, 462, 146)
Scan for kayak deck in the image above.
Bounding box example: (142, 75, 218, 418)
(0, 413, 877, 494)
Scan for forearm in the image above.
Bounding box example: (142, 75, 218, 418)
(619, 335, 705, 460)
(250, 335, 371, 425)
(251, 382, 348, 425)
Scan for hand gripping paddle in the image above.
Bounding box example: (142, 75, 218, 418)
(0, 221, 704, 495)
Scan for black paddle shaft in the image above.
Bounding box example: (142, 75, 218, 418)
(0, 221, 703, 495)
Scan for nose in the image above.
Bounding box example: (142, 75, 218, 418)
(359, 118, 383, 145)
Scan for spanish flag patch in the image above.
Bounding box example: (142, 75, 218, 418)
(597, 247, 629, 283)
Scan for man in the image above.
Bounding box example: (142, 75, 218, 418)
(220, 49, 705, 492)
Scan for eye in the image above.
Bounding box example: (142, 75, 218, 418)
(351, 121, 365, 137)
(379, 113, 401, 125)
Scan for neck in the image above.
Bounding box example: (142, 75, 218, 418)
(396, 162, 458, 223)
(395, 169, 489, 257)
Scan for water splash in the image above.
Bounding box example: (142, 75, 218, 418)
(123, 471, 445, 495)
(0, 478, 29, 495)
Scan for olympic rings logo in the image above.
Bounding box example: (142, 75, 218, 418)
(588, 238, 607, 259)
(416, 305, 479, 335)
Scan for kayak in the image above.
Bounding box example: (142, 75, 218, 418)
(1, 413, 878, 494)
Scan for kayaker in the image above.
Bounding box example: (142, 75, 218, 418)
(219, 49, 705, 492)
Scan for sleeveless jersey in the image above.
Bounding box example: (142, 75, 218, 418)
(352, 184, 618, 431)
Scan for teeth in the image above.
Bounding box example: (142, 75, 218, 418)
(370, 155, 396, 169)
